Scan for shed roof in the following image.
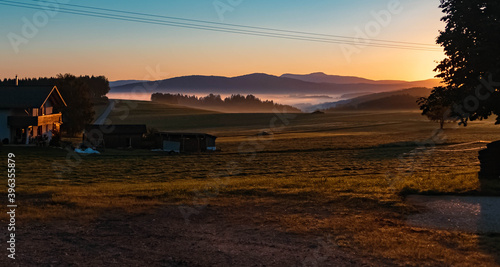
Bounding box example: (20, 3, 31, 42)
(0, 86, 67, 109)
(85, 124, 147, 135)
(157, 132, 217, 139)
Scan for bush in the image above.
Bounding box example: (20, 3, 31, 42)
(49, 129, 62, 147)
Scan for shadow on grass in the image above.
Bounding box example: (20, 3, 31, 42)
(355, 141, 452, 160)
(400, 175, 500, 264)
(222, 188, 319, 200)
(479, 233, 500, 264)
(20, 192, 77, 208)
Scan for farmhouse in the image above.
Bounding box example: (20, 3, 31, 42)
(156, 132, 217, 153)
(83, 124, 147, 149)
(0, 85, 66, 144)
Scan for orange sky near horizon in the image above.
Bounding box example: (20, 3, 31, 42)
(1, 38, 445, 82)
(0, 1, 446, 82)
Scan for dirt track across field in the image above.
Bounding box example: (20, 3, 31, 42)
(14, 202, 390, 266)
(407, 195, 500, 233)
(93, 100, 116, 125)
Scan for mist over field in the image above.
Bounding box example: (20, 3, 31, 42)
(107, 72, 442, 111)
(106, 92, 341, 106)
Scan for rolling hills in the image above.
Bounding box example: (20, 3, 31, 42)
(110, 73, 442, 96)
(322, 87, 432, 112)
(280, 72, 440, 87)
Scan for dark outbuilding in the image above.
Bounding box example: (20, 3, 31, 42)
(83, 124, 147, 149)
(156, 132, 217, 153)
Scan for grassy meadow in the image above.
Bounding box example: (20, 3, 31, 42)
(4, 100, 500, 265)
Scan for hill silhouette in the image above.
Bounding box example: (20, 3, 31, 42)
(280, 72, 440, 87)
(109, 80, 148, 87)
(323, 87, 431, 111)
(110, 73, 442, 95)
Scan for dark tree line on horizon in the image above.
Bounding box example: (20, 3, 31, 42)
(0, 75, 110, 104)
(0, 74, 110, 135)
(151, 93, 301, 112)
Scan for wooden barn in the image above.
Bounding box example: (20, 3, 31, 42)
(83, 124, 147, 149)
(156, 132, 217, 153)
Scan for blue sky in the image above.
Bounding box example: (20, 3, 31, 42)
(0, 0, 445, 81)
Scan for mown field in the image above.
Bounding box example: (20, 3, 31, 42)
(2, 101, 500, 266)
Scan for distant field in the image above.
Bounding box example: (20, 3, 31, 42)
(4, 101, 500, 265)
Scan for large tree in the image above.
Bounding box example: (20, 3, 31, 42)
(79, 75, 110, 104)
(418, 86, 455, 129)
(55, 74, 95, 135)
(420, 0, 500, 125)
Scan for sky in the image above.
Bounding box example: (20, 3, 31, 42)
(0, 0, 446, 82)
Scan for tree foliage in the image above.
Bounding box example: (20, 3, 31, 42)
(418, 87, 455, 129)
(0, 75, 110, 103)
(55, 74, 96, 135)
(419, 0, 500, 125)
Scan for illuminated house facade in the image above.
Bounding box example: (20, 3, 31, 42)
(0, 86, 66, 144)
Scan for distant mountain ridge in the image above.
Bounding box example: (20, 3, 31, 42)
(109, 80, 148, 87)
(280, 72, 439, 86)
(110, 73, 442, 96)
(281, 72, 379, 84)
(306, 87, 432, 112)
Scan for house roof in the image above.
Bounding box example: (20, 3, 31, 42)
(85, 124, 147, 135)
(0, 86, 67, 109)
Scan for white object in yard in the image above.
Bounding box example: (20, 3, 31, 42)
(75, 148, 100, 154)
(207, 147, 217, 151)
(163, 141, 180, 153)
(46, 131, 52, 142)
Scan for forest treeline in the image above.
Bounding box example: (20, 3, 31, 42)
(0, 75, 110, 103)
(151, 93, 302, 112)
(0, 74, 110, 135)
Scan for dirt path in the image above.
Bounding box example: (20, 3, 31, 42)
(13, 203, 387, 266)
(407, 195, 500, 233)
(93, 100, 116, 125)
